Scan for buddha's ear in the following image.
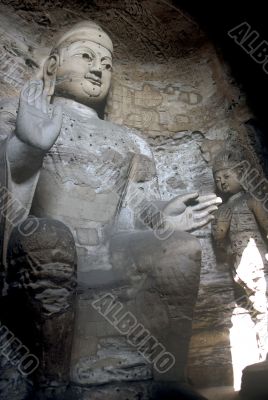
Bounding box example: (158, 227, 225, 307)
(43, 54, 59, 101)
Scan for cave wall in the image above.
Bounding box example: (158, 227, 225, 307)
(0, 0, 263, 392)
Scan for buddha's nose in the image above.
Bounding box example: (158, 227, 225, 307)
(89, 58, 102, 78)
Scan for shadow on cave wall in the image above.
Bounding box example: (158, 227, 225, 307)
(177, 0, 268, 175)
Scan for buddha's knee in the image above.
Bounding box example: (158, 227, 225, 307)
(151, 231, 201, 303)
(7, 217, 77, 316)
(152, 231, 201, 273)
(164, 230, 201, 261)
(111, 229, 201, 276)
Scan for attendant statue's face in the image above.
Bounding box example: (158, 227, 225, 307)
(43, 21, 113, 110)
(214, 168, 243, 195)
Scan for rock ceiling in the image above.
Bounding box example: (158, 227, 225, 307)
(0, 0, 206, 63)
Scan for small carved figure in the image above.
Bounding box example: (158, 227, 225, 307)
(212, 149, 268, 360)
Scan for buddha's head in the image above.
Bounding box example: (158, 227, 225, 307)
(213, 150, 244, 196)
(43, 21, 113, 112)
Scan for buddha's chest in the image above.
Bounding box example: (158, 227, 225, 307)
(43, 118, 135, 194)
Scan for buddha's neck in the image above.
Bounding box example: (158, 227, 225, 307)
(52, 96, 99, 119)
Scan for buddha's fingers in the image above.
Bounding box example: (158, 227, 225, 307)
(20, 80, 38, 105)
(194, 205, 218, 219)
(192, 197, 222, 211)
(192, 215, 215, 230)
(34, 80, 43, 111)
(29, 80, 39, 106)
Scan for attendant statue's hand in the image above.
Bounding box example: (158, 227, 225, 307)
(163, 192, 222, 232)
(16, 80, 62, 151)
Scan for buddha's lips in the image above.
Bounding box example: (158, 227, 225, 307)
(84, 74, 102, 86)
(56, 74, 102, 86)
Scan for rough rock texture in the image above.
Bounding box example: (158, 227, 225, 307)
(0, 0, 265, 396)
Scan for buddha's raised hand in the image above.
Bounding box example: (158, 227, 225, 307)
(16, 80, 62, 151)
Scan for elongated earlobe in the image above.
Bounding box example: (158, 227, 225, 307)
(43, 54, 59, 102)
(45, 54, 59, 76)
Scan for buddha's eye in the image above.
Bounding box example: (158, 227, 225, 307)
(82, 53, 92, 61)
(105, 63, 112, 71)
(101, 58, 112, 71)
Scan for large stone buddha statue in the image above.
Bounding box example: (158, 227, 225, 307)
(0, 21, 220, 400)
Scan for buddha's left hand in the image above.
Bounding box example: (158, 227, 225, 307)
(162, 192, 222, 232)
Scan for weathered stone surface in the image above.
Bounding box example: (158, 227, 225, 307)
(0, 0, 265, 396)
(71, 337, 152, 385)
(70, 381, 153, 400)
(188, 236, 235, 387)
(0, 357, 31, 400)
(5, 218, 77, 393)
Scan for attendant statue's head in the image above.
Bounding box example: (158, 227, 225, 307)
(213, 150, 245, 197)
(42, 21, 113, 113)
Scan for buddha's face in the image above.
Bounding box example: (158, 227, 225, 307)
(53, 40, 112, 108)
(214, 168, 243, 195)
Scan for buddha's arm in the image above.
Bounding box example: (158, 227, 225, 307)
(0, 102, 44, 226)
(5, 80, 62, 213)
(117, 145, 221, 233)
(0, 93, 48, 265)
(7, 135, 45, 182)
(6, 135, 45, 215)
(248, 196, 268, 237)
(115, 151, 160, 232)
